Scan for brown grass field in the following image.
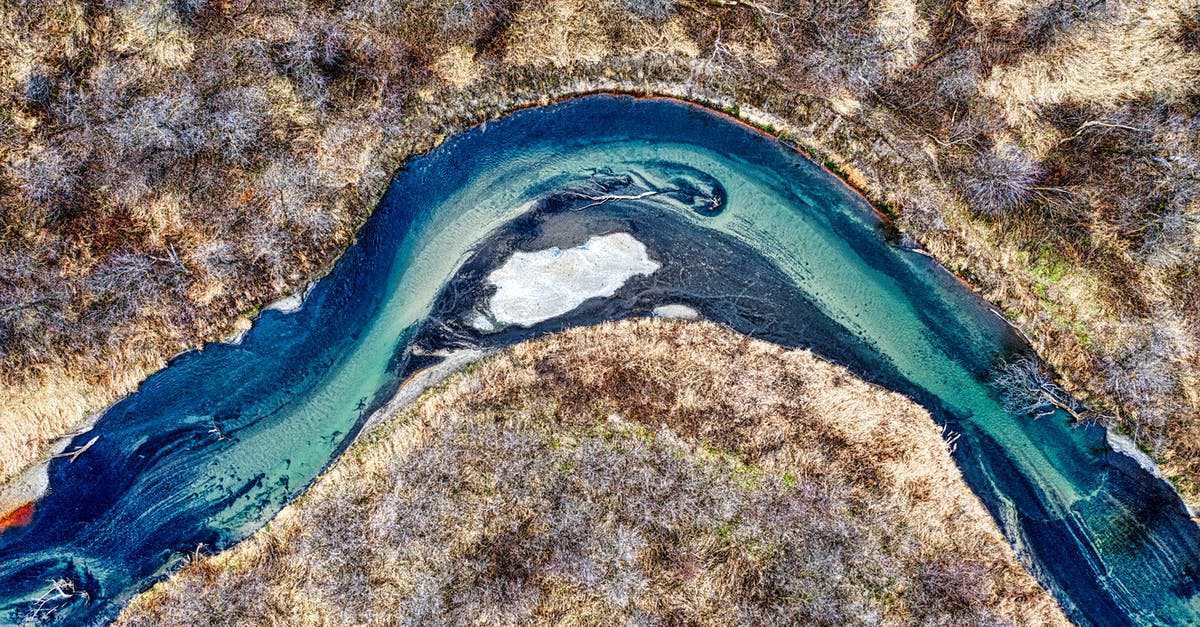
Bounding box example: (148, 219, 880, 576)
(1, 0, 1198, 504)
(116, 319, 1067, 625)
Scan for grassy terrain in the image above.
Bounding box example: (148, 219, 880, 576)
(1, 0, 1198, 504)
(116, 319, 1067, 625)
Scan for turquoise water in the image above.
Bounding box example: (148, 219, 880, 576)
(1, 95, 1197, 625)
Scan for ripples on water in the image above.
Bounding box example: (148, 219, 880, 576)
(1, 95, 1198, 626)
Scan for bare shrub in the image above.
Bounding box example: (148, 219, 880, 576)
(773, 0, 885, 96)
(618, 0, 676, 22)
(895, 181, 951, 234)
(1142, 205, 1200, 270)
(1093, 318, 1185, 454)
(964, 143, 1043, 215)
(104, 90, 206, 163)
(111, 0, 196, 69)
(205, 87, 269, 165)
(6, 144, 81, 209)
(983, 1, 1199, 115)
(444, 0, 518, 34)
(18, 70, 55, 107)
(85, 250, 169, 310)
(872, 0, 932, 73)
(993, 355, 1091, 422)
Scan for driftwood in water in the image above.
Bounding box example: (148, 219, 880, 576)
(53, 436, 99, 463)
(994, 356, 1092, 423)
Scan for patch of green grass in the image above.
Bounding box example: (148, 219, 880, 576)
(1072, 324, 1092, 347)
(1031, 248, 1071, 283)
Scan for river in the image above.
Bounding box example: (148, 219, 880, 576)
(1, 95, 1197, 625)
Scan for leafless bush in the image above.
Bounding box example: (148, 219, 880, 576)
(1142, 205, 1200, 269)
(895, 181, 950, 234)
(1135, 113, 1200, 268)
(7, 144, 81, 207)
(110, 0, 196, 69)
(994, 355, 1089, 421)
(85, 251, 159, 302)
(18, 70, 54, 107)
(619, 0, 675, 22)
(1094, 320, 1183, 454)
(774, 0, 885, 95)
(964, 143, 1043, 215)
(205, 87, 269, 165)
(190, 240, 238, 282)
(104, 90, 206, 163)
(171, 0, 210, 24)
(1017, 0, 1122, 53)
(271, 25, 334, 105)
(444, 0, 517, 33)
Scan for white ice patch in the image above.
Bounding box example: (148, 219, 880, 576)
(652, 304, 700, 320)
(483, 232, 660, 328)
(467, 312, 497, 333)
(264, 282, 314, 315)
(264, 293, 303, 314)
(1106, 430, 1164, 480)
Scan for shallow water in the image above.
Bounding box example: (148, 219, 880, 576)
(1, 95, 1198, 625)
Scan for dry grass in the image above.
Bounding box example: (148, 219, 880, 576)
(116, 319, 1067, 626)
(2, 0, 1199, 507)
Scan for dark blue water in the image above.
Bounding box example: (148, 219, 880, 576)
(2, 95, 1198, 625)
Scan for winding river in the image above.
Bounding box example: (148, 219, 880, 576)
(1, 95, 1198, 625)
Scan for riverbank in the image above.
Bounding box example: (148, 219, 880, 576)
(2, 0, 1197, 511)
(116, 319, 1068, 625)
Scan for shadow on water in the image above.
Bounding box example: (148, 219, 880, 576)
(2, 95, 1198, 625)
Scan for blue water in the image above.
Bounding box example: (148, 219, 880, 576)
(1, 95, 1198, 625)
